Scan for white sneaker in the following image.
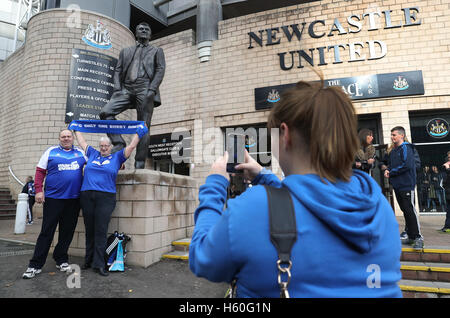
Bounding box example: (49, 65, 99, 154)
(56, 263, 71, 272)
(23, 267, 42, 279)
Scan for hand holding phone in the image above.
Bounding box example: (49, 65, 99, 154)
(235, 149, 263, 182)
(209, 151, 230, 181)
(226, 133, 245, 173)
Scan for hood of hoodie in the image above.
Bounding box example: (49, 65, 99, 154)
(282, 169, 388, 254)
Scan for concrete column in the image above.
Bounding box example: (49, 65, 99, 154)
(196, 0, 222, 62)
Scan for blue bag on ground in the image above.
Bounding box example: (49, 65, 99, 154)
(109, 241, 124, 271)
(105, 231, 131, 272)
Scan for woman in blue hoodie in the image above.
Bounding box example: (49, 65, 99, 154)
(189, 79, 402, 298)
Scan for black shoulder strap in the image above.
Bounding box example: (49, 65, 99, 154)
(264, 185, 297, 264)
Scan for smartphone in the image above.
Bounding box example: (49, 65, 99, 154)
(226, 132, 245, 173)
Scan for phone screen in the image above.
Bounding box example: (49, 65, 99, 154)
(226, 133, 245, 173)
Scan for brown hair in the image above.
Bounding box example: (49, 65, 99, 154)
(358, 129, 373, 148)
(391, 126, 406, 136)
(267, 76, 358, 183)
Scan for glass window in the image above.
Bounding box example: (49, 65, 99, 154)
(223, 123, 271, 199)
(410, 110, 450, 213)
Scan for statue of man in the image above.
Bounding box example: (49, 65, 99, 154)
(100, 22, 166, 169)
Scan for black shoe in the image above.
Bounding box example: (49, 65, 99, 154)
(134, 160, 145, 169)
(81, 263, 91, 270)
(95, 267, 109, 276)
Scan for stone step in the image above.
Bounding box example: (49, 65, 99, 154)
(172, 238, 191, 252)
(162, 239, 450, 297)
(0, 204, 16, 210)
(0, 213, 16, 219)
(399, 279, 450, 298)
(0, 208, 16, 214)
(162, 250, 188, 260)
(0, 189, 16, 219)
(162, 238, 191, 260)
(0, 199, 15, 204)
(401, 247, 450, 263)
(401, 261, 450, 282)
(165, 242, 450, 257)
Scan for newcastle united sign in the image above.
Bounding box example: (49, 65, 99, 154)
(247, 7, 422, 70)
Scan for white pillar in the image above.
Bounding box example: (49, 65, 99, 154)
(14, 193, 28, 234)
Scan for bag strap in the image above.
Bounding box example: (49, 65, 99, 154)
(264, 185, 297, 298)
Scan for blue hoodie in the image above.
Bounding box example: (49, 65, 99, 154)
(189, 169, 402, 298)
(387, 141, 417, 191)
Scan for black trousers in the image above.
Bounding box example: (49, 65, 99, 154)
(99, 80, 154, 162)
(29, 198, 80, 269)
(445, 199, 450, 229)
(395, 190, 421, 239)
(27, 196, 35, 222)
(80, 190, 116, 269)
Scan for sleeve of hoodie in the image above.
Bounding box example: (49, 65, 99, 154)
(189, 170, 281, 282)
(189, 174, 237, 282)
(389, 144, 415, 177)
(251, 168, 282, 188)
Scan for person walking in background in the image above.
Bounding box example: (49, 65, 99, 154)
(189, 78, 402, 297)
(21, 176, 35, 225)
(23, 129, 87, 279)
(384, 126, 423, 250)
(354, 129, 376, 175)
(431, 165, 446, 211)
(72, 125, 147, 276)
(417, 166, 431, 212)
(440, 152, 450, 232)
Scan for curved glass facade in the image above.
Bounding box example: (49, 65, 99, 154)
(0, 0, 25, 61)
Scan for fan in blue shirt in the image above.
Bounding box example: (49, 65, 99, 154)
(73, 126, 147, 276)
(81, 145, 127, 193)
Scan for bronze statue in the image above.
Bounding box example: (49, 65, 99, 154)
(100, 22, 165, 169)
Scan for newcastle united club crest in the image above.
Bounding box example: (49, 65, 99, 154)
(267, 89, 280, 103)
(393, 76, 409, 91)
(82, 20, 112, 50)
(427, 118, 449, 139)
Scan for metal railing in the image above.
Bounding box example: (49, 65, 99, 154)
(8, 165, 24, 186)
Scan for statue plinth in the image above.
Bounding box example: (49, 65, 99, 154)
(54, 169, 198, 268)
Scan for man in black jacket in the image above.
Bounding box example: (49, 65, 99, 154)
(21, 176, 35, 225)
(384, 126, 423, 250)
(100, 22, 165, 169)
(441, 151, 450, 232)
